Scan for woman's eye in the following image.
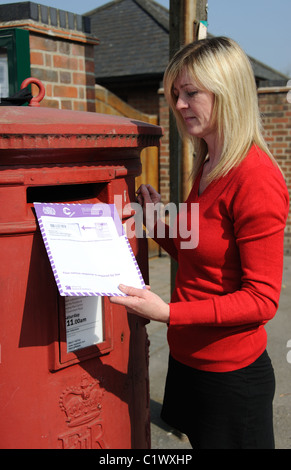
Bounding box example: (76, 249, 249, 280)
(187, 91, 198, 97)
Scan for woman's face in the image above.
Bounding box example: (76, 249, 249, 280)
(173, 69, 216, 141)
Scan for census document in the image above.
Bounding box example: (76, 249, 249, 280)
(34, 203, 145, 297)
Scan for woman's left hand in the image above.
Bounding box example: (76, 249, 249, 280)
(109, 285, 170, 323)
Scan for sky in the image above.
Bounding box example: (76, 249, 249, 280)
(0, 0, 290, 77)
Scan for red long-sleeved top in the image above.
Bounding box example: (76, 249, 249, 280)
(155, 146, 289, 372)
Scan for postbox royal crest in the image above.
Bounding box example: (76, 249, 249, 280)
(59, 374, 104, 427)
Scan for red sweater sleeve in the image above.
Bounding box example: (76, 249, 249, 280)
(169, 159, 289, 327)
(152, 220, 178, 261)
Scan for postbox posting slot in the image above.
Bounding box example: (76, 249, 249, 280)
(27, 182, 108, 204)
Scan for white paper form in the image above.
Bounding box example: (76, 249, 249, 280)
(34, 203, 145, 297)
(65, 296, 103, 352)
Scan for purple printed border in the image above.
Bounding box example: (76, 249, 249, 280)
(34, 202, 145, 297)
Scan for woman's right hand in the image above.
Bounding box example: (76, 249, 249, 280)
(136, 184, 162, 234)
(136, 184, 161, 206)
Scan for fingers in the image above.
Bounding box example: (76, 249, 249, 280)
(146, 184, 161, 200)
(136, 185, 151, 205)
(118, 284, 147, 297)
(136, 184, 161, 206)
(109, 284, 147, 311)
(109, 284, 170, 323)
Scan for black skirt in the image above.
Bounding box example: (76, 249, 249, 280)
(161, 351, 275, 449)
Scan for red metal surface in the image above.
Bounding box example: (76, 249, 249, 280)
(0, 80, 162, 449)
(0, 106, 161, 150)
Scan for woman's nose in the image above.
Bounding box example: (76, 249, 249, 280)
(176, 96, 188, 110)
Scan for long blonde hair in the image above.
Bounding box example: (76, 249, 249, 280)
(163, 36, 278, 182)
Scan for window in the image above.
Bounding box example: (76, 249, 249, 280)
(0, 28, 30, 100)
(0, 47, 9, 98)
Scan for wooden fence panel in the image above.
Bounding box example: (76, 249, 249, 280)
(95, 85, 160, 257)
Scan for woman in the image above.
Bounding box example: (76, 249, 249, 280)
(110, 37, 289, 449)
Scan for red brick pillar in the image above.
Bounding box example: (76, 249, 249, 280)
(158, 87, 170, 204)
(0, 4, 98, 112)
(29, 33, 97, 111)
(258, 85, 291, 253)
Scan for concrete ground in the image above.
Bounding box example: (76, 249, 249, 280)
(147, 254, 291, 449)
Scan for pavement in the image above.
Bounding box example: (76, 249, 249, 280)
(146, 254, 291, 450)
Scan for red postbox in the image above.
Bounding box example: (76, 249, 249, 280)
(0, 79, 162, 449)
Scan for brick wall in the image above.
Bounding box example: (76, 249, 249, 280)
(258, 86, 291, 253)
(0, 3, 98, 112)
(29, 33, 96, 111)
(158, 89, 170, 203)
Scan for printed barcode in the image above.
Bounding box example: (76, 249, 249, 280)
(50, 224, 67, 228)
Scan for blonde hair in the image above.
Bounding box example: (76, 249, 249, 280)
(163, 36, 278, 182)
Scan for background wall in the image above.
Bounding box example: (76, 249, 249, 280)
(259, 86, 291, 253)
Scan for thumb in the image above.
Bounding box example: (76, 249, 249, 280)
(118, 284, 147, 297)
(118, 284, 143, 296)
